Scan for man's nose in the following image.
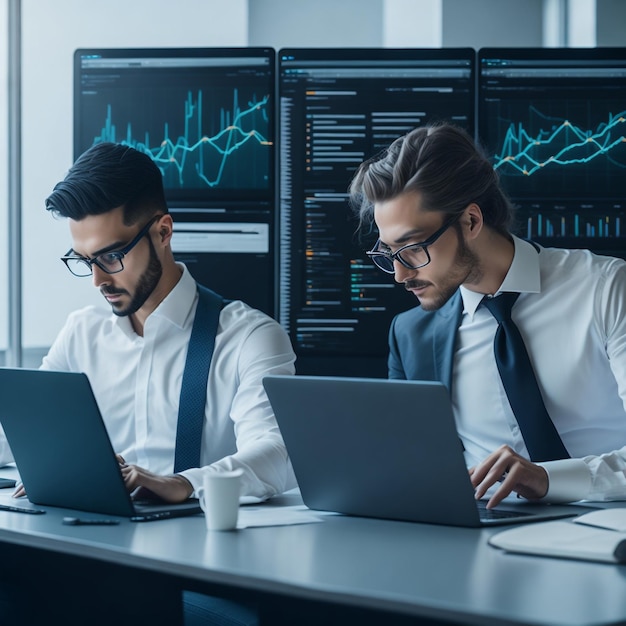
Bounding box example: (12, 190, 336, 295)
(393, 259, 417, 284)
(92, 264, 110, 288)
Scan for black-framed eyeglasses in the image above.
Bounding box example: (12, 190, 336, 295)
(61, 214, 163, 277)
(366, 214, 460, 274)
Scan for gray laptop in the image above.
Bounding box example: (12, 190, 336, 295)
(263, 375, 595, 527)
(0, 368, 201, 520)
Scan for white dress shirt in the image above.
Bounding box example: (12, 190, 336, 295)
(452, 237, 626, 503)
(0, 265, 296, 499)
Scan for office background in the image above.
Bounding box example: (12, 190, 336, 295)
(1, 0, 625, 369)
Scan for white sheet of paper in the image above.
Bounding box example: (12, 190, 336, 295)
(489, 519, 626, 563)
(237, 505, 327, 528)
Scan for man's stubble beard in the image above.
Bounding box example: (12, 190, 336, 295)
(111, 238, 163, 317)
(415, 225, 483, 312)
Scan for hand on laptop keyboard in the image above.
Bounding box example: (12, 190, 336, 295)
(469, 445, 549, 509)
(118, 458, 195, 503)
(12, 480, 26, 499)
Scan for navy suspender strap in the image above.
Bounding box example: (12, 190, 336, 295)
(173, 284, 225, 473)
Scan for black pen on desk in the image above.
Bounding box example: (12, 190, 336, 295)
(62, 517, 120, 526)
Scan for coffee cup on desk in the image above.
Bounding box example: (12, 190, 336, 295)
(197, 469, 243, 531)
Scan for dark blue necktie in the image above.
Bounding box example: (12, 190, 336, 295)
(173, 285, 224, 473)
(482, 292, 569, 462)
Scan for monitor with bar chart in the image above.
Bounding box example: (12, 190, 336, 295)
(478, 47, 626, 257)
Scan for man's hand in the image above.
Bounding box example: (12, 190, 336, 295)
(117, 456, 194, 503)
(469, 445, 549, 509)
(12, 482, 25, 499)
(13, 456, 194, 503)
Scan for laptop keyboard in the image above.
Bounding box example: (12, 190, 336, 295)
(477, 506, 532, 521)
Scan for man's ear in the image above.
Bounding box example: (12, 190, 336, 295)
(465, 203, 484, 240)
(156, 214, 174, 245)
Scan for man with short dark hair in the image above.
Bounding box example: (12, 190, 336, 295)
(29, 142, 295, 502)
(2, 142, 296, 625)
(350, 123, 626, 508)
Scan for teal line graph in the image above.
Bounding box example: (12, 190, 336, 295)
(93, 89, 271, 189)
(493, 106, 626, 177)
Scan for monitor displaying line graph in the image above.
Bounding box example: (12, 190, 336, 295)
(74, 48, 275, 200)
(478, 48, 626, 254)
(489, 101, 625, 199)
(74, 48, 277, 318)
(92, 89, 270, 190)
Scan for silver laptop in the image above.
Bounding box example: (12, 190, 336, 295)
(0, 368, 201, 521)
(263, 375, 595, 527)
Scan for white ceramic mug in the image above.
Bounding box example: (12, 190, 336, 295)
(197, 469, 243, 531)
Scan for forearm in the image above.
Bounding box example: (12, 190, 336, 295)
(121, 465, 193, 502)
(540, 448, 626, 503)
(180, 437, 294, 499)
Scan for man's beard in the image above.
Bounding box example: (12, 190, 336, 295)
(406, 227, 482, 312)
(105, 238, 163, 317)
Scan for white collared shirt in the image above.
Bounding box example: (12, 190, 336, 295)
(0, 265, 296, 499)
(452, 237, 626, 502)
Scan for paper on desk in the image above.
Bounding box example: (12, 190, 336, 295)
(489, 519, 626, 564)
(237, 504, 326, 529)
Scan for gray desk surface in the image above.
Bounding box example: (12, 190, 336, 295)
(0, 479, 625, 626)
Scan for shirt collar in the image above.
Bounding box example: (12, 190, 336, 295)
(150, 263, 196, 329)
(112, 262, 196, 334)
(460, 236, 541, 319)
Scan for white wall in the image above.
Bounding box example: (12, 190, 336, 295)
(248, 0, 383, 48)
(597, 0, 626, 45)
(247, 0, 443, 49)
(383, 0, 442, 47)
(443, 0, 544, 48)
(19, 0, 248, 350)
(568, 0, 596, 46)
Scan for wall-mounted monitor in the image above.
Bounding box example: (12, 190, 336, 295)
(478, 47, 626, 258)
(278, 48, 475, 376)
(74, 47, 277, 316)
